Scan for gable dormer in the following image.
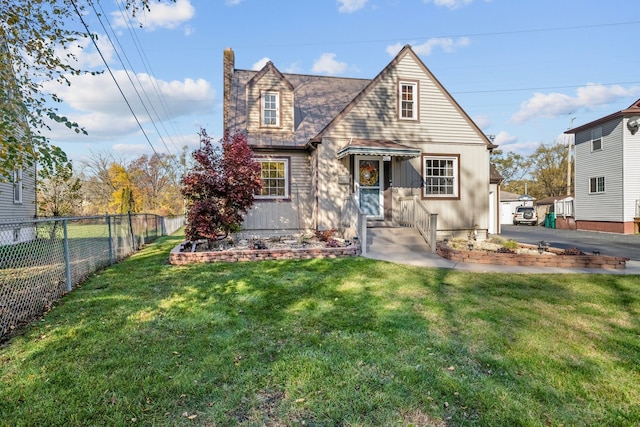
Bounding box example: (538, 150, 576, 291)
(246, 62, 294, 133)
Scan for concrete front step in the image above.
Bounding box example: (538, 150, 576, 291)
(366, 227, 432, 252)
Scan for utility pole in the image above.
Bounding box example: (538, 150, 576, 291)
(566, 117, 576, 196)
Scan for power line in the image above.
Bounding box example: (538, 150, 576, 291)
(69, 0, 161, 158)
(452, 81, 640, 95)
(108, 0, 184, 154)
(236, 20, 640, 48)
(90, 0, 175, 157)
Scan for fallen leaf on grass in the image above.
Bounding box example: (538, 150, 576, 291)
(182, 412, 197, 420)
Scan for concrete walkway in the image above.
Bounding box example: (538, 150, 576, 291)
(362, 227, 640, 275)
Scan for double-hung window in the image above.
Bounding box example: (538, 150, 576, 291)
(255, 159, 288, 199)
(13, 169, 22, 204)
(422, 155, 459, 198)
(262, 91, 280, 127)
(589, 176, 605, 194)
(591, 127, 602, 151)
(399, 81, 418, 120)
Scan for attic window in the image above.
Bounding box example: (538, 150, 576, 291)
(262, 91, 280, 127)
(591, 127, 602, 152)
(399, 80, 418, 121)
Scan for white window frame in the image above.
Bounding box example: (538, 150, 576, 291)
(589, 176, 605, 194)
(398, 80, 418, 121)
(591, 127, 602, 152)
(422, 155, 459, 198)
(261, 91, 280, 127)
(255, 158, 289, 199)
(13, 169, 23, 204)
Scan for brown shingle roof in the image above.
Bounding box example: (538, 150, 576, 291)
(226, 69, 370, 148)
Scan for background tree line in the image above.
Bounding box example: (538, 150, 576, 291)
(492, 141, 573, 200)
(37, 149, 188, 217)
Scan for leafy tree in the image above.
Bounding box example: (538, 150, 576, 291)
(182, 131, 262, 241)
(37, 161, 82, 217)
(0, 0, 174, 181)
(528, 142, 570, 198)
(491, 149, 531, 193)
(129, 153, 183, 215)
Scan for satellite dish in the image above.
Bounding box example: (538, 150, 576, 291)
(628, 116, 640, 135)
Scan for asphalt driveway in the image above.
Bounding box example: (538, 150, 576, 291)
(500, 225, 640, 261)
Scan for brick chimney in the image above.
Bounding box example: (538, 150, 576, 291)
(223, 47, 234, 132)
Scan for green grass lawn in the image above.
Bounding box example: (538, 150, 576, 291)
(1, 232, 639, 426)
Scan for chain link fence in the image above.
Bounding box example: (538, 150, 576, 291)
(0, 213, 184, 341)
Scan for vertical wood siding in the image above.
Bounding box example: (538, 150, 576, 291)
(242, 151, 313, 234)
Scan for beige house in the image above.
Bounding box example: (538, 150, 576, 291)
(223, 45, 496, 243)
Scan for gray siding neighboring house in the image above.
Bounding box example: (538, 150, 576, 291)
(224, 45, 496, 239)
(565, 99, 640, 234)
(0, 165, 37, 243)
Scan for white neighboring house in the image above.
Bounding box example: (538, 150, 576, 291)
(565, 99, 640, 234)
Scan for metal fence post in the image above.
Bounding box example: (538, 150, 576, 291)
(106, 214, 114, 265)
(62, 219, 72, 292)
(128, 211, 136, 251)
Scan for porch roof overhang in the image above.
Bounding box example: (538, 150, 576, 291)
(336, 139, 421, 159)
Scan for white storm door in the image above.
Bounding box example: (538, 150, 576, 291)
(356, 156, 384, 219)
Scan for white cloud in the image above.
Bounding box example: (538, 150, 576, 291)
(472, 114, 491, 129)
(55, 33, 115, 69)
(424, 0, 474, 9)
(312, 53, 348, 75)
(112, 0, 195, 31)
(494, 131, 517, 146)
(226, 0, 243, 5)
(338, 0, 368, 13)
(252, 57, 271, 70)
(386, 37, 470, 56)
(43, 70, 214, 140)
(512, 83, 640, 123)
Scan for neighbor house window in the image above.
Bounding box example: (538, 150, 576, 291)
(422, 155, 459, 198)
(591, 127, 602, 151)
(255, 159, 288, 198)
(589, 176, 605, 194)
(262, 91, 280, 126)
(13, 169, 22, 204)
(399, 81, 418, 120)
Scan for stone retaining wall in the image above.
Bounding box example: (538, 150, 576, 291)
(170, 244, 360, 265)
(437, 242, 628, 269)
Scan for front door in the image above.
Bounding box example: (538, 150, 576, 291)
(356, 156, 384, 219)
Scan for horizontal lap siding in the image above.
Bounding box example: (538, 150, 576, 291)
(575, 119, 624, 222)
(242, 152, 313, 233)
(0, 165, 36, 221)
(246, 71, 294, 134)
(321, 53, 490, 232)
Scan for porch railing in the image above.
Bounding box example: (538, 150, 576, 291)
(398, 196, 438, 253)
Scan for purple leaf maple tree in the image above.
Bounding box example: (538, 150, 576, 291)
(182, 131, 262, 241)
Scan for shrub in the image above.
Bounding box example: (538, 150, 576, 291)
(182, 131, 262, 241)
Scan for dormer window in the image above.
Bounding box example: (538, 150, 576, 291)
(262, 91, 280, 127)
(399, 80, 418, 121)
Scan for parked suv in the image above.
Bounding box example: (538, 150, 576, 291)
(513, 206, 538, 226)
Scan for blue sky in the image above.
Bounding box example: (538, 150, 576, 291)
(45, 0, 640, 165)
